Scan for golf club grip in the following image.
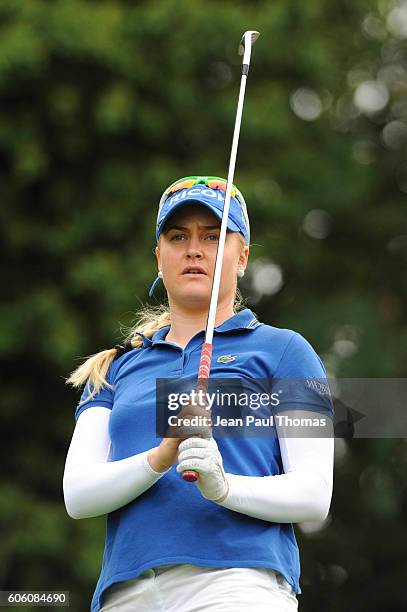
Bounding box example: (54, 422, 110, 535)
(197, 342, 213, 379)
(182, 343, 213, 482)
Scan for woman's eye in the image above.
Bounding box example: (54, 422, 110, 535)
(170, 234, 219, 241)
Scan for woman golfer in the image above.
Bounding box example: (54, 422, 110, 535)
(63, 176, 334, 612)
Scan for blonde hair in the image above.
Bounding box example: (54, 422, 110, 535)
(66, 232, 248, 400)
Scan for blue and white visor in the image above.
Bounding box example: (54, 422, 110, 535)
(156, 184, 250, 245)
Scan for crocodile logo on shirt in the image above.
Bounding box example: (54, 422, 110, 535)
(217, 355, 237, 363)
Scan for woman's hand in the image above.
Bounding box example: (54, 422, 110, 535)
(176, 437, 229, 502)
(147, 437, 182, 473)
(148, 396, 212, 473)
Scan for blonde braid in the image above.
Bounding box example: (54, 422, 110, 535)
(67, 289, 246, 398)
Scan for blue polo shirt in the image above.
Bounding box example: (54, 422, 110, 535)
(75, 308, 333, 612)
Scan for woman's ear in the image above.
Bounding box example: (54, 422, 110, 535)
(155, 246, 161, 269)
(239, 245, 249, 269)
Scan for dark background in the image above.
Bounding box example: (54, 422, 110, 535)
(1, 1, 406, 610)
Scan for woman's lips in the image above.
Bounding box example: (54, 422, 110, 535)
(182, 272, 206, 277)
(182, 266, 207, 275)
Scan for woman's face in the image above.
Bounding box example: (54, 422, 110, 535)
(155, 204, 249, 309)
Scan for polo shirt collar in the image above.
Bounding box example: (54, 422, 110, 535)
(214, 308, 260, 333)
(135, 308, 260, 347)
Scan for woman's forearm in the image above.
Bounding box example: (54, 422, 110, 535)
(217, 467, 332, 523)
(63, 449, 169, 519)
(217, 429, 334, 523)
(63, 407, 170, 520)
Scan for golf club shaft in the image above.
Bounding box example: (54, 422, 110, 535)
(182, 32, 259, 482)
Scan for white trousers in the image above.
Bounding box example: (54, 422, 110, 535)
(99, 564, 299, 612)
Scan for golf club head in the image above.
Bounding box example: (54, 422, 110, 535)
(238, 31, 260, 56)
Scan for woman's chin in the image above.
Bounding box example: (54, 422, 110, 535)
(170, 289, 211, 307)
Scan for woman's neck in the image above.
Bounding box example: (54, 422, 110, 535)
(165, 302, 235, 348)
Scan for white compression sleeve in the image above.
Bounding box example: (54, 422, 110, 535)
(217, 411, 334, 523)
(63, 407, 170, 519)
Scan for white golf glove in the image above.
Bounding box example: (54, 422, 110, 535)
(176, 437, 229, 502)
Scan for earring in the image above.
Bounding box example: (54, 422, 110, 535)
(237, 269, 245, 279)
(158, 270, 163, 279)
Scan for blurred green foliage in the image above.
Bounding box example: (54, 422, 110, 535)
(0, 1, 406, 610)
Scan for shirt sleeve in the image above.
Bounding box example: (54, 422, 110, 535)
(74, 366, 115, 422)
(63, 407, 170, 519)
(273, 332, 334, 419)
(217, 411, 334, 523)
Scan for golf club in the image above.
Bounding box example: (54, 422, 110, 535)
(182, 30, 260, 482)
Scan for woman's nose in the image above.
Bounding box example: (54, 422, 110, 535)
(186, 235, 203, 257)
